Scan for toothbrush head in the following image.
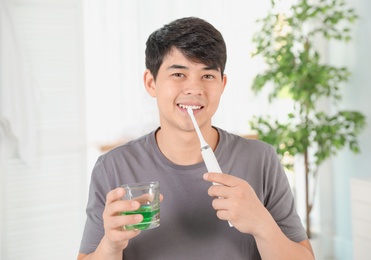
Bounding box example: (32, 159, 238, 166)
(187, 106, 193, 116)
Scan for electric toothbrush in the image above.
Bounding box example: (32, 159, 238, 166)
(187, 107, 233, 227)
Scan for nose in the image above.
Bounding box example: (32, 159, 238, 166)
(183, 78, 204, 95)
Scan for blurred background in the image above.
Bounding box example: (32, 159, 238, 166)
(0, 0, 370, 259)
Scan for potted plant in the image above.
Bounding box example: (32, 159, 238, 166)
(249, 0, 366, 238)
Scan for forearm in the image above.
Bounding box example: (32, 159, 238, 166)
(78, 236, 123, 260)
(254, 214, 314, 260)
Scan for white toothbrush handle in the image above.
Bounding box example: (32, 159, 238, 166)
(187, 107, 232, 227)
(201, 146, 222, 174)
(201, 146, 233, 227)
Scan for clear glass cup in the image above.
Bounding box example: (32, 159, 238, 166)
(120, 181, 160, 230)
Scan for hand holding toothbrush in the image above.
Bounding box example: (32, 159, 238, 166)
(187, 107, 233, 227)
(203, 172, 272, 236)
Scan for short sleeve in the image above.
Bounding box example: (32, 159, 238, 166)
(263, 146, 308, 242)
(79, 160, 111, 254)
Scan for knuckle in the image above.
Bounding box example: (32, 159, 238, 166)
(216, 210, 225, 220)
(235, 189, 244, 198)
(211, 199, 218, 208)
(207, 186, 214, 196)
(105, 191, 112, 202)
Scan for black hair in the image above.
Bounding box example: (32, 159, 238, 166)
(145, 17, 227, 80)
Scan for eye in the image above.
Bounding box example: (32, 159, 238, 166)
(172, 73, 185, 78)
(203, 74, 215, 80)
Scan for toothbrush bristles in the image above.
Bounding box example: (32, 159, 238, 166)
(187, 107, 207, 147)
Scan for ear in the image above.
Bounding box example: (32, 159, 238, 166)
(221, 74, 227, 94)
(144, 69, 157, 97)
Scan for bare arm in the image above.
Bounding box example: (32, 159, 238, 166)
(76, 188, 143, 260)
(204, 172, 315, 259)
(253, 209, 314, 259)
(77, 236, 124, 260)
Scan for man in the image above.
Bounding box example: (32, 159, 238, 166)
(78, 17, 314, 259)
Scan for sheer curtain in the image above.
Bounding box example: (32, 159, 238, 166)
(0, 0, 36, 165)
(1, 0, 86, 259)
(0, 1, 36, 257)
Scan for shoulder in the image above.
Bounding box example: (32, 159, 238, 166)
(216, 127, 275, 154)
(89, 130, 158, 190)
(97, 130, 156, 163)
(215, 127, 280, 170)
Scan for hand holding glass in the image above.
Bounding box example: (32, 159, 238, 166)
(120, 181, 160, 230)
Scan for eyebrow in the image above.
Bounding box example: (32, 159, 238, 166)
(167, 64, 220, 71)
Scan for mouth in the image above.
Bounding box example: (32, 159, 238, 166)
(177, 104, 203, 110)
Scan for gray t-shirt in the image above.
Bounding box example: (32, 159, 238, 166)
(79, 127, 307, 259)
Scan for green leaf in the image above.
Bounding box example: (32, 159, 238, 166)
(249, 0, 366, 177)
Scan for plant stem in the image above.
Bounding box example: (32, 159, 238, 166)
(304, 148, 312, 238)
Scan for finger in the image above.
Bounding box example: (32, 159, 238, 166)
(134, 193, 164, 203)
(134, 193, 154, 203)
(207, 184, 232, 199)
(211, 196, 230, 210)
(203, 172, 240, 187)
(107, 200, 140, 217)
(106, 213, 144, 231)
(216, 209, 233, 222)
(106, 187, 126, 206)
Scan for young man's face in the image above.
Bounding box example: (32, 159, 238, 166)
(144, 47, 227, 134)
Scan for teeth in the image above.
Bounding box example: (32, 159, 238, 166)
(179, 104, 202, 110)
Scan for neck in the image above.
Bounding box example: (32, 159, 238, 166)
(155, 126, 219, 165)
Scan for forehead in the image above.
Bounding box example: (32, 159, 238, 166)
(163, 48, 193, 64)
(161, 47, 219, 71)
